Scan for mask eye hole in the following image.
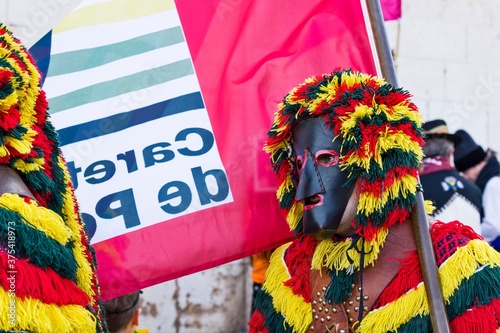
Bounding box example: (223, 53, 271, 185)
(296, 155, 304, 171)
(315, 150, 339, 167)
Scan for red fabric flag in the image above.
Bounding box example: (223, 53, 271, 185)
(90, 0, 379, 300)
(380, 0, 402, 21)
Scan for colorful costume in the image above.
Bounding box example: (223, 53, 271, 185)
(0, 24, 107, 332)
(249, 70, 500, 332)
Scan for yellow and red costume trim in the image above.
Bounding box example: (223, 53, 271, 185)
(250, 222, 500, 332)
(0, 24, 107, 332)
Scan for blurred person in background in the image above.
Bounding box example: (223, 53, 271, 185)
(103, 290, 149, 333)
(454, 129, 500, 250)
(420, 119, 482, 234)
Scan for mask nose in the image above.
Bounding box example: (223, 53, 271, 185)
(295, 148, 324, 201)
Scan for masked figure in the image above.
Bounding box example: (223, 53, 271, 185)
(248, 69, 500, 333)
(0, 24, 107, 332)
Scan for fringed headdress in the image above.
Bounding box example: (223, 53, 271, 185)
(265, 69, 425, 239)
(0, 24, 107, 332)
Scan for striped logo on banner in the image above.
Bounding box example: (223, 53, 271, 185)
(43, 0, 233, 244)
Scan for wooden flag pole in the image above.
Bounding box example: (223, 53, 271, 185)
(364, 1, 451, 332)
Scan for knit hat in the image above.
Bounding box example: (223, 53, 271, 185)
(453, 129, 487, 172)
(422, 119, 462, 146)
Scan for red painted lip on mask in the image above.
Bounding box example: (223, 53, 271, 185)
(304, 194, 324, 210)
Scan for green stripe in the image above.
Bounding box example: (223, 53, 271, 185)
(390, 314, 431, 333)
(446, 264, 500, 319)
(0, 207, 77, 281)
(390, 265, 500, 332)
(48, 27, 185, 76)
(255, 291, 293, 333)
(48, 58, 194, 113)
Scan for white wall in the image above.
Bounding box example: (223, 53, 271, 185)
(140, 260, 253, 333)
(385, 0, 500, 151)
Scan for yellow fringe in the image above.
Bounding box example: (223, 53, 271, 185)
(378, 102, 423, 125)
(286, 201, 303, 231)
(4, 130, 36, 155)
(377, 132, 422, 158)
(57, 158, 96, 304)
(359, 281, 428, 333)
(0, 145, 9, 158)
(0, 91, 18, 112)
(0, 193, 71, 245)
(357, 174, 418, 216)
(0, 288, 96, 333)
(263, 243, 312, 333)
(425, 200, 435, 215)
(12, 157, 45, 173)
(277, 177, 294, 201)
(312, 229, 388, 271)
(439, 239, 500, 299)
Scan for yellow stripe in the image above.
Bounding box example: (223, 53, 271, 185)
(439, 239, 500, 299)
(312, 229, 388, 271)
(263, 243, 312, 333)
(357, 174, 418, 216)
(0, 288, 95, 333)
(12, 157, 44, 173)
(378, 102, 423, 125)
(359, 239, 500, 332)
(359, 280, 428, 332)
(4, 129, 37, 155)
(57, 158, 96, 304)
(0, 194, 71, 245)
(54, 0, 175, 33)
(286, 201, 303, 231)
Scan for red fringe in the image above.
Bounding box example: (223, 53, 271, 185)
(0, 250, 90, 306)
(374, 89, 413, 110)
(283, 235, 318, 303)
(449, 298, 500, 333)
(248, 310, 267, 333)
(357, 206, 410, 241)
(0, 104, 20, 132)
(431, 221, 483, 241)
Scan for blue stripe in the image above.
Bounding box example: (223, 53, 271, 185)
(29, 30, 52, 86)
(57, 92, 204, 146)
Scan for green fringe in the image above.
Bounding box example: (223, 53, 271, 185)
(0, 208, 78, 281)
(255, 289, 293, 333)
(446, 264, 500, 319)
(390, 314, 431, 333)
(279, 190, 296, 211)
(294, 221, 303, 237)
(22, 171, 56, 198)
(325, 268, 357, 304)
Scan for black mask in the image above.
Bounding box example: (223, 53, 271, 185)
(292, 118, 357, 238)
